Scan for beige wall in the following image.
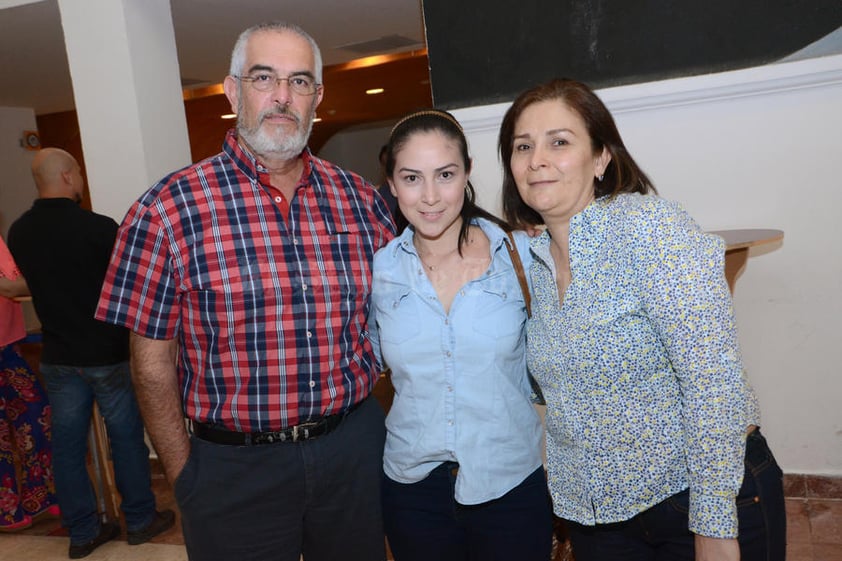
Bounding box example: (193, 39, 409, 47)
(0, 106, 38, 238)
(0, 105, 41, 330)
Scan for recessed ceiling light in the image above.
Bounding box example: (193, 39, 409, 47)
(365, 88, 385, 95)
(221, 113, 237, 119)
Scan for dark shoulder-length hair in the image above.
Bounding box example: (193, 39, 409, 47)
(386, 109, 511, 253)
(498, 78, 656, 227)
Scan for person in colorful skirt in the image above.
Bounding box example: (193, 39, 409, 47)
(0, 235, 57, 531)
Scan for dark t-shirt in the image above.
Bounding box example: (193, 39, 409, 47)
(8, 198, 129, 366)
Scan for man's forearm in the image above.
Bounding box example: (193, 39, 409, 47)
(130, 332, 190, 484)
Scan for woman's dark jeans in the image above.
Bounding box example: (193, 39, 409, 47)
(383, 463, 553, 561)
(567, 428, 786, 561)
(737, 428, 787, 561)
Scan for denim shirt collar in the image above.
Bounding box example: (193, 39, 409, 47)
(390, 216, 509, 261)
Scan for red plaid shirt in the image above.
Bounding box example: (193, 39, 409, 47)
(96, 130, 395, 431)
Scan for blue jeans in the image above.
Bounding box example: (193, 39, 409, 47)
(736, 428, 786, 561)
(383, 463, 553, 561)
(567, 428, 786, 561)
(41, 361, 155, 545)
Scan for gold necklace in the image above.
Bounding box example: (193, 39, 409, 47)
(418, 248, 458, 271)
(415, 237, 474, 271)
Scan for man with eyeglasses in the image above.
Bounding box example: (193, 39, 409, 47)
(96, 21, 395, 561)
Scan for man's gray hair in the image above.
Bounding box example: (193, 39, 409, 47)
(228, 21, 323, 83)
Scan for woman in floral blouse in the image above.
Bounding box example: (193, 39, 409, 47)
(498, 78, 785, 561)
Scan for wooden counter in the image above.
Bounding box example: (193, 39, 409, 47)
(709, 229, 784, 293)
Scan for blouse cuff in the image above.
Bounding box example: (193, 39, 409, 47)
(688, 489, 739, 538)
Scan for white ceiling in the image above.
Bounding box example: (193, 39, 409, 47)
(0, 0, 426, 114)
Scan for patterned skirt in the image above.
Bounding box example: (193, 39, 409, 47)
(0, 343, 57, 529)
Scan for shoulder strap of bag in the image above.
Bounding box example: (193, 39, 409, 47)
(504, 231, 532, 318)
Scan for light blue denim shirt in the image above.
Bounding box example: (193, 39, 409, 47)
(369, 217, 543, 505)
(527, 193, 760, 538)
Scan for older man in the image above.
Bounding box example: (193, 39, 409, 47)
(8, 148, 174, 559)
(96, 22, 395, 561)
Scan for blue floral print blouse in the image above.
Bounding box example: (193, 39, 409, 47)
(527, 193, 760, 538)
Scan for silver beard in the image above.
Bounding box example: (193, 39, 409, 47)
(237, 101, 315, 161)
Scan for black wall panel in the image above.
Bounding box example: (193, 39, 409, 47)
(422, 1, 842, 108)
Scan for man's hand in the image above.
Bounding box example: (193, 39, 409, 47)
(130, 334, 191, 485)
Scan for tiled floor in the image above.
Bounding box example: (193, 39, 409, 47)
(2, 463, 185, 561)
(2, 534, 187, 561)
(785, 473, 842, 561)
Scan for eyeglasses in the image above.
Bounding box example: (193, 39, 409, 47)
(234, 72, 320, 96)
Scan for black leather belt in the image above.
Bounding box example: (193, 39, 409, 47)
(191, 399, 363, 445)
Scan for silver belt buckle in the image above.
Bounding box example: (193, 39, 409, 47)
(292, 421, 318, 442)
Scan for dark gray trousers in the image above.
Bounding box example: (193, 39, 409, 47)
(175, 396, 386, 561)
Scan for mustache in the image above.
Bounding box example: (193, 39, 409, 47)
(259, 106, 300, 124)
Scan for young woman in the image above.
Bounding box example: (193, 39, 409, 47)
(369, 109, 552, 561)
(498, 78, 786, 561)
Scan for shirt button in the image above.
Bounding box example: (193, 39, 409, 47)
(306, 331, 312, 338)
(309, 381, 315, 388)
(448, 420, 453, 426)
(302, 284, 308, 291)
(445, 351, 452, 357)
(448, 386, 453, 392)
(293, 238, 299, 245)
(274, 196, 283, 203)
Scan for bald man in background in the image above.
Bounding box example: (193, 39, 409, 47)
(8, 148, 174, 559)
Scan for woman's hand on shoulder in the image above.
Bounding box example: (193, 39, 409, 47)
(522, 224, 544, 238)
